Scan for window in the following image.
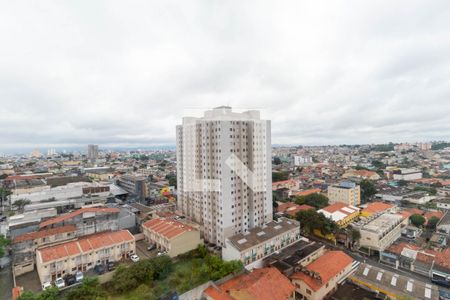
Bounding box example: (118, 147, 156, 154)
(306, 289, 312, 295)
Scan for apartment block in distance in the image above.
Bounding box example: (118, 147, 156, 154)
(176, 106, 272, 246)
(36, 230, 135, 284)
(327, 181, 361, 206)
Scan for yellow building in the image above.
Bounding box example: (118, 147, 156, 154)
(318, 203, 360, 228)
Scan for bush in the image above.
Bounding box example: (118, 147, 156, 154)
(410, 214, 426, 227)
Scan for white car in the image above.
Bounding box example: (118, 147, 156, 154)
(157, 251, 167, 256)
(42, 282, 52, 290)
(55, 277, 65, 288)
(130, 254, 140, 262)
(75, 271, 84, 282)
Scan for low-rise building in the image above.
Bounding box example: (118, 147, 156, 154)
(117, 174, 148, 200)
(39, 207, 121, 237)
(392, 168, 422, 181)
(36, 230, 135, 284)
(142, 217, 202, 257)
(318, 203, 360, 227)
(222, 218, 301, 268)
(437, 211, 450, 235)
(437, 198, 450, 210)
(291, 250, 354, 300)
(350, 263, 440, 300)
(277, 202, 314, 218)
(353, 213, 403, 255)
(342, 169, 380, 180)
(203, 267, 295, 300)
(360, 202, 396, 218)
(327, 181, 361, 206)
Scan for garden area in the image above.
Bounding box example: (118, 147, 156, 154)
(18, 246, 243, 300)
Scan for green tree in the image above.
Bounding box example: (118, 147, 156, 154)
(398, 180, 408, 187)
(351, 229, 361, 242)
(294, 193, 329, 209)
(272, 171, 289, 182)
(65, 277, 106, 300)
(0, 234, 10, 257)
(12, 199, 31, 212)
(296, 209, 337, 235)
(360, 180, 377, 203)
(18, 287, 60, 300)
(410, 214, 426, 227)
(273, 157, 282, 165)
(427, 216, 440, 229)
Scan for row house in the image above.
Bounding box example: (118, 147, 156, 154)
(36, 230, 135, 284)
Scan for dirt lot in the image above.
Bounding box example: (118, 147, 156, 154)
(331, 282, 380, 300)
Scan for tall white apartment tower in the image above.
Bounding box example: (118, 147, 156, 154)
(176, 106, 273, 246)
(87, 144, 99, 163)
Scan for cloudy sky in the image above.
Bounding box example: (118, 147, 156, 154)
(1, 0, 450, 151)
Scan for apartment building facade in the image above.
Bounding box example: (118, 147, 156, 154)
(354, 213, 404, 255)
(222, 218, 301, 267)
(327, 181, 361, 206)
(176, 107, 273, 246)
(36, 230, 135, 284)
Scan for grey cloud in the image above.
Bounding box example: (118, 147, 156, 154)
(1, 0, 450, 151)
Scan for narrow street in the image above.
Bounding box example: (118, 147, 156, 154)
(306, 235, 450, 294)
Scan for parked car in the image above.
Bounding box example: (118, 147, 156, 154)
(157, 251, 167, 256)
(42, 282, 52, 290)
(94, 264, 106, 275)
(55, 277, 66, 288)
(64, 274, 76, 286)
(107, 261, 116, 271)
(147, 244, 156, 251)
(130, 254, 140, 262)
(75, 271, 84, 282)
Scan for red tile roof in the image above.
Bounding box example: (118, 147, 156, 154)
(362, 202, 394, 214)
(294, 189, 322, 197)
(204, 267, 295, 300)
(424, 211, 443, 222)
(143, 218, 195, 239)
(12, 287, 22, 300)
(291, 251, 353, 292)
(37, 230, 134, 263)
(39, 207, 120, 228)
(12, 225, 77, 244)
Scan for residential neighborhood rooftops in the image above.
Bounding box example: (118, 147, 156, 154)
(361, 202, 395, 215)
(142, 217, 195, 239)
(204, 267, 295, 300)
(318, 203, 359, 223)
(226, 218, 299, 252)
(12, 224, 77, 244)
(39, 207, 120, 228)
(37, 230, 134, 263)
(291, 250, 353, 291)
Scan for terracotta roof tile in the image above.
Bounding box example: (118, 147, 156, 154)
(205, 267, 294, 300)
(12, 225, 77, 244)
(362, 202, 394, 214)
(39, 207, 120, 228)
(143, 218, 195, 240)
(38, 230, 134, 263)
(291, 251, 353, 292)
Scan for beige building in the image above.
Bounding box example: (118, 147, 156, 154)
(327, 181, 361, 206)
(291, 251, 353, 300)
(142, 217, 202, 257)
(353, 213, 403, 255)
(222, 217, 301, 268)
(36, 230, 135, 284)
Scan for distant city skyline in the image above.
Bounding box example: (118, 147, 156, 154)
(1, 1, 450, 150)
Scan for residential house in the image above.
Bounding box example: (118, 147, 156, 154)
(318, 203, 360, 228)
(222, 218, 301, 268)
(291, 250, 353, 300)
(36, 230, 135, 284)
(203, 267, 296, 300)
(142, 217, 202, 257)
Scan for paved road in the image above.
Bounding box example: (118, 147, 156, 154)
(306, 235, 450, 294)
